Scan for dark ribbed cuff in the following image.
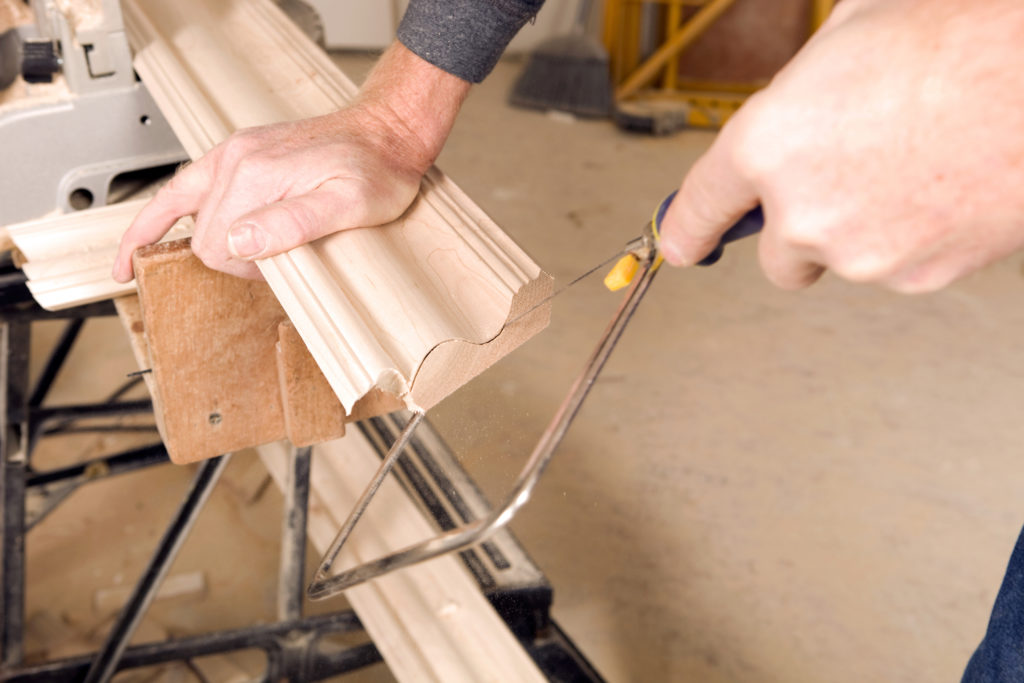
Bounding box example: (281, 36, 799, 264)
(397, 0, 545, 83)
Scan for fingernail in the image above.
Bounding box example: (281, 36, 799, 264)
(228, 223, 266, 259)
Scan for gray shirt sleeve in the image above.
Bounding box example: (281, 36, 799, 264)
(397, 0, 546, 83)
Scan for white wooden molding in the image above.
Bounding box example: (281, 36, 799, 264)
(6, 201, 191, 310)
(259, 437, 547, 683)
(127, 239, 349, 464)
(128, 0, 551, 414)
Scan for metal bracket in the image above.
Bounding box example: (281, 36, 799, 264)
(0, 0, 187, 225)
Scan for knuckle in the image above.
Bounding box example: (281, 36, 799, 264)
(759, 252, 824, 291)
(832, 250, 901, 284)
(728, 96, 786, 181)
(161, 170, 196, 199)
(763, 270, 803, 291)
(887, 267, 953, 295)
(158, 160, 211, 209)
(889, 280, 935, 295)
(218, 131, 262, 166)
(232, 154, 272, 182)
(775, 211, 826, 251)
(828, 222, 923, 285)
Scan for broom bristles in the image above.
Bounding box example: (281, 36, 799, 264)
(509, 36, 612, 119)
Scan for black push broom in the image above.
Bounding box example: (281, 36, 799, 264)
(509, 0, 613, 118)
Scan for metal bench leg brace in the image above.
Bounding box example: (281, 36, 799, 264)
(82, 454, 232, 683)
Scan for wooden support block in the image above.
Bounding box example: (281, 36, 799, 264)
(131, 239, 345, 463)
(275, 320, 346, 446)
(114, 294, 169, 443)
(126, 238, 487, 463)
(133, 239, 287, 462)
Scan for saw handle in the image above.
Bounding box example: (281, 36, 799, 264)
(654, 191, 764, 266)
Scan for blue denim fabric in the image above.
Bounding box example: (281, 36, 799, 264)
(962, 525, 1024, 682)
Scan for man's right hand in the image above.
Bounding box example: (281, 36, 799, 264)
(658, 0, 1024, 293)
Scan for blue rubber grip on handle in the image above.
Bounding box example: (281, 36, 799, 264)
(654, 192, 764, 266)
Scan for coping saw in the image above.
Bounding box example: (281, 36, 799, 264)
(307, 194, 765, 601)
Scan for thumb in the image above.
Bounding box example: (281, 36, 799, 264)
(658, 127, 761, 267)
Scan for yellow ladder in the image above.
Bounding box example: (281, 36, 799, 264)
(605, 0, 834, 130)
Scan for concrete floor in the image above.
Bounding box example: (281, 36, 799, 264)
(21, 52, 1024, 682)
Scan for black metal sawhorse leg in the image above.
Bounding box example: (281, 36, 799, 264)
(279, 445, 311, 622)
(1, 319, 30, 669)
(82, 454, 231, 682)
